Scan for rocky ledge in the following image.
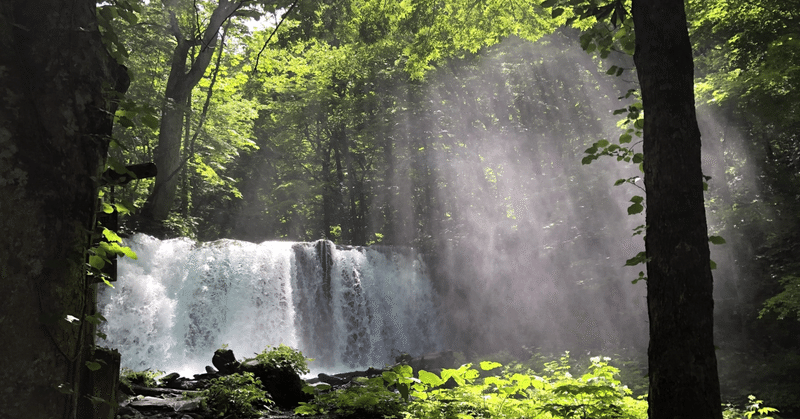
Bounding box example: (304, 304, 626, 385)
(116, 350, 455, 419)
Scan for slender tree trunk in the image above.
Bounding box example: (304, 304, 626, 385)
(632, 0, 724, 417)
(0, 1, 127, 418)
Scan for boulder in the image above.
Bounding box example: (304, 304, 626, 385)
(407, 350, 456, 374)
(125, 395, 202, 414)
(211, 348, 240, 375)
(238, 359, 311, 409)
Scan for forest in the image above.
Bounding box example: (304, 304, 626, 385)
(1, 0, 799, 418)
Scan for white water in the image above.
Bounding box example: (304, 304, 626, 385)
(98, 234, 442, 376)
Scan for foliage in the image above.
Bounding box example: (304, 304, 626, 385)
(197, 372, 272, 417)
(760, 275, 800, 321)
(255, 344, 312, 375)
(296, 376, 405, 417)
(723, 395, 779, 419)
(295, 354, 647, 419)
(120, 368, 165, 388)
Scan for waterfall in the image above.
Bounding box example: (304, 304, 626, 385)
(98, 234, 442, 376)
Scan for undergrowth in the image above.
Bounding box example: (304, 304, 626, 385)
(296, 353, 648, 418)
(295, 352, 779, 419)
(198, 372, 273, 417)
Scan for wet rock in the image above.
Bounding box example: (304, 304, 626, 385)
(317, 373, 348, 386)
(162, 378, 207, 391)
(127, 395, 202, 413)
(161, 372, 181, 383)
(129, 384, 199, 397)
(212, 348, 240, 375)
(239, 359, 311, 409)
(407, 350, 456, 374)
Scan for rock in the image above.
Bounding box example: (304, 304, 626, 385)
(128, 384, 201, 397)
(318, 373, 348, 386)
(127, 395, 202, 413)
(192, 372, 219, 380)
(161, 372, 181, 383)
(212, 348, 240, 375)
(162, 378, 207, 391)
(407, 350, 456, 374)
(238, 359, 311, 409)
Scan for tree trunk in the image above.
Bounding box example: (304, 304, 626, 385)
(0, 1, 127, 418)
(632, 0, 724, 417)
(144, 0, 239, 223)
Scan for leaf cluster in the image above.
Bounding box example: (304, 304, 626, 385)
(254, 344, 312, 375)
(197, 372, 273, 417)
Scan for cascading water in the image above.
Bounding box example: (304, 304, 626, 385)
(98, 234, 442, 376)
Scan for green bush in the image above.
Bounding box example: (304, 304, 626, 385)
(296, 376, 404, 418)
(255, 343, 312, 375)
(198, 372, 272, 417)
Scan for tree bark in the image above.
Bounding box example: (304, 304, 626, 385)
(632, 0, 724, 417)
(0, 1, 127, 418)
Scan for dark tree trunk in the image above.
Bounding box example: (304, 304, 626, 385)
(0, 1, 127, 418)
(632, 0, 724, 417)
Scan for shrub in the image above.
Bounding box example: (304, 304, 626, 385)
(296, 376, 404, 418)
(255, 344, 312, 375)
(198, 372, 272, 417)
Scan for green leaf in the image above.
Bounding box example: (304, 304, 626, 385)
(57, 383, 74, 395)
(625, 251, 648, 266)
(89, 255, 105, 270)
(141, 114, 160, 130)
(710, 260, 717, 270)
(708, 235, 726, 245)
(613, 178, 626, 186)
(102, 203, 114, 214)
(479, 360, 502, 371)
(630, 195, 644, 204)
(86, 361, 102, 371)
(627, 203, 643, 215)
(397, 382, 409, 401)
(596, 139, 609, 148)
(119, 246, 138, 260)
(107, 156, 128, 174)
(84, 312, 107, 325)
(102, 228, 122, 243)
(117, 115, 134, 128)
(418, 370, 444, 386)
(619, 133, 632, 143)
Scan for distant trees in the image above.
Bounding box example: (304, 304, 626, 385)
(0, 1, 127, 417)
